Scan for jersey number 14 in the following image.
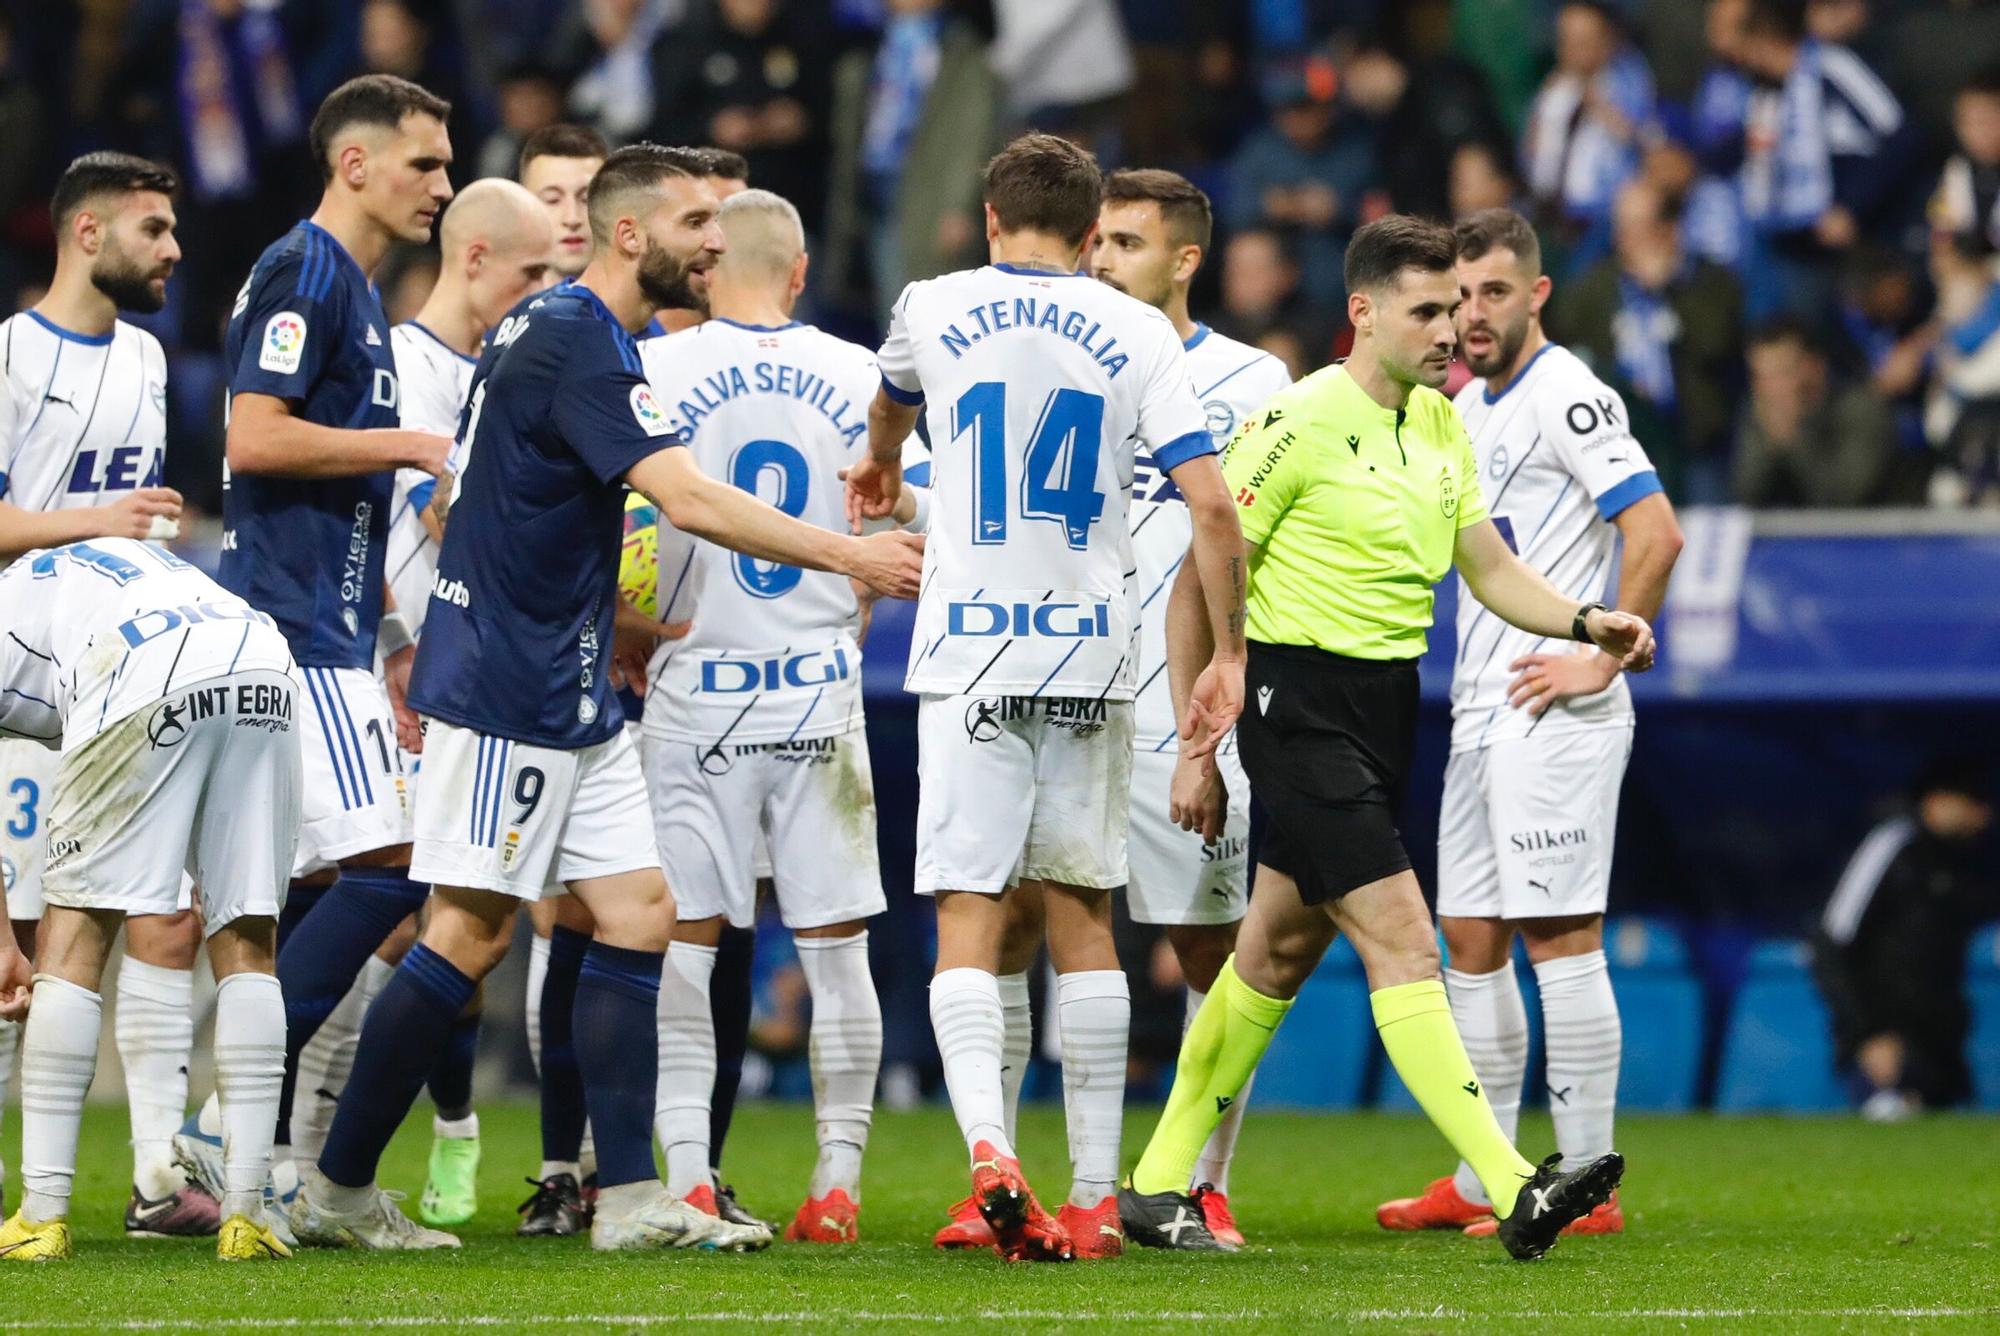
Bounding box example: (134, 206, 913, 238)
(954, 382, 1106, 550)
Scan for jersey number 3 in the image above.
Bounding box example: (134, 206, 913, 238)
(955, 382, 1106, 550)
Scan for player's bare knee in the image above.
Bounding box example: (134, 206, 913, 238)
(1167, 923, 1236, 993)
(376, 911, 420, 964)
(1519, 913, 1604, 964)
(673, 914, 726, 947)
(1441, 915, 1513, 974)
(553, 894, 598, 935)
(421, 887, 519, 978)
(34, 906, 122, 991)
(794, 920, 865, 941)
(125, 907, 203, 970)
(572, 869, 673, 953)
(934, 890, 1005, 973)
(206, 916, 277, 978)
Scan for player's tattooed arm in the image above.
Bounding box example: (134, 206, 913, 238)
(1166, 453, 1248, 757)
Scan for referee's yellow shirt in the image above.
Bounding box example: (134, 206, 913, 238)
(1221, 363, 1487, 660)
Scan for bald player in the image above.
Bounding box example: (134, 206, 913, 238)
(279, 179, 556, 1229)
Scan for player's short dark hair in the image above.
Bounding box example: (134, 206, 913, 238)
(1454, 208, 1542, 277)
(310, 74, 451, 183)
(1103, 168, 1213, 254)
(1747, 313, 1824, 358)
(983, 133, 1102, 248)
(691, 147, 751, 184)
(586, 142, 711, 246)
(1343, 214, 1457, 294)
(1960, 64, 2000, 101)
(1742, 0, 1808, 41)
(519, 122, 610, 178)
(49, 152, 178, 234)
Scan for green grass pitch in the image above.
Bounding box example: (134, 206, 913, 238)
(4, 1102, 1997, 1332)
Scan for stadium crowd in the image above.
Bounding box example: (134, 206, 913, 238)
(1, 0, 1999, 516)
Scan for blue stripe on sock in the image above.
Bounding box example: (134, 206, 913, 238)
(401, 943, 477, 1014)
(578, 941, 663, 1003)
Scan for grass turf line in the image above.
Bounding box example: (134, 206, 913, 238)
(2, 1103, 1995, 1333)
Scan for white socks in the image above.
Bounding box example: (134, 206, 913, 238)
(20, 975, 102, 1221)
(525, 930, 551, 1076)
(1055, 970, 1128, 1207)
(213, 973, 285, 1220)
(997, 971, 1032, 1143)
(655, 941, 717, 1197)
(795, 933, 880, 1199)
(1187, 986, 1255, 1194)
(1446, 962, 1529, 1208)
(0, 1016, 17, 1193)
(291, 953, 394, 1167)
(1535, 950, 1621, 1169)
(114, 957, 194, 1199)
(930, 967, 1010, 1160)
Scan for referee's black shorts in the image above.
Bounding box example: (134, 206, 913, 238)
(1236, 639, 1420, 906)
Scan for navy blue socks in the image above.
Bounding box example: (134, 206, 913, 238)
(573, 941, 665, 1190)
(538, 925, 590, 1164)
(708, 923, 756, 1171)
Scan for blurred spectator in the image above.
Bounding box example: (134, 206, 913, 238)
(360, 0, 480, 162)
(1805, 0, 1872, 49)
(1928, 66, 2000, 261)
(1211, 227, 1328, 368)
(1690, 0, 1753, 172)
(0, 16, 45, 298)
(559, 0, 674, 140)
(651, 0, 834, 230)
(1224, 55, 1372, 306)
(1733, 0, 1915, 318)
(1340, 23, 1503, 222)
(1733, 315, 1898, 507)
(476, 61, 565, 180)
(989, 0, 1133, 147)
(1884, 0, 2000, 149)
(1638, 129, 1746, 272)
(1836, 244, 1935, 467)
(1448, 141, 1521, 221)
(822, 0, 999, 325)
(1557, 178, 1744, 501)
(1811, 755, 1994, 1119)
(1521, 3, 1655, 240)
(1923, 234, 2000, 509)
(379, 243, 441, 327)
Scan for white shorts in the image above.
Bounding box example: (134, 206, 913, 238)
(41, 671, 301, 933)
(916, 695, 1133, 896)
(1, 737, 55, 921)
(645, 728, 885, 931)
(295, 666, 413, 876)
(411, 719, 659, 901)
(1126, 741, 1251, 926)
(1436, 725, 1633, 921)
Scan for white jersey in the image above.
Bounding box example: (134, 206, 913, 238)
(387, 322, 477, 636)
(0, 312, 168, 513)
(1130, 324, 1290, 750)
(879, 265, 1210, 700)
(638, 318, 879, 746)
(1449, 342, 1662, 752)
(0, 538, 293, 752)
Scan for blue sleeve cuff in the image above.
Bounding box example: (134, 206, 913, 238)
(904, 460, 933, 488)
(879, 374, 925, 406)
(1152, 429, 1218, 474)
(1595, 470, 1664, 520)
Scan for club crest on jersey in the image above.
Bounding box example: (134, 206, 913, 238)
(1490, 445, 1509, 479)
(261, 312, 306, 373)
(630, 384, 671, 436)
(1204, 400, 1236, 441)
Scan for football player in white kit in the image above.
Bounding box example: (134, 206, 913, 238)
(642, 189, 919, 1245)
(1377, 209, 1682, 1239)
(0, 152, 223, 1238)
(847, 134, 1248, 1262)
(280, 179, 556, 1225)
(0, 539, 301, 1262)
(1089, 168, 1291, 1249)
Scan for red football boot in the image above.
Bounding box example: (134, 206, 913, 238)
(1376, 1176, 1495, 1231)
(1054, 1196, 1123, 1259)
(681, 1183, 721, 1217)
(969, 1142, 1072, 1262)
(1464, 1191, 1623, 1238)
(932, 1196, 997, 1250)
(1193, 1184, 1244, 1250)
(783, 1188, 859, 1243)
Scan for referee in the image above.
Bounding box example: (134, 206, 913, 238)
(1121, 216, 1654, 1262)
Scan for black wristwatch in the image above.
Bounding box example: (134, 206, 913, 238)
(1572, 601, 1608, 644)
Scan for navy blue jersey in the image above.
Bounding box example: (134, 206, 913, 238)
(408, 284, 680, 748)
(219, 221, 401, 669)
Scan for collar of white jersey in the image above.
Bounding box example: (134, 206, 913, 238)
(1480, 341, 1557, 405)
(1183, 322, 1210, 351)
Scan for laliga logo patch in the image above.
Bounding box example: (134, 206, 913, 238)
(629, 384, 670, 437)
(261, 312, 307, 374)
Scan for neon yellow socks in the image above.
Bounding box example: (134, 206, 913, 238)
(1130, 958, 1291, 1195)
(1373, 979, 1536, 1217)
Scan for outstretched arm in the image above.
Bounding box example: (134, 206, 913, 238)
(1454, 518, 1656, 670)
